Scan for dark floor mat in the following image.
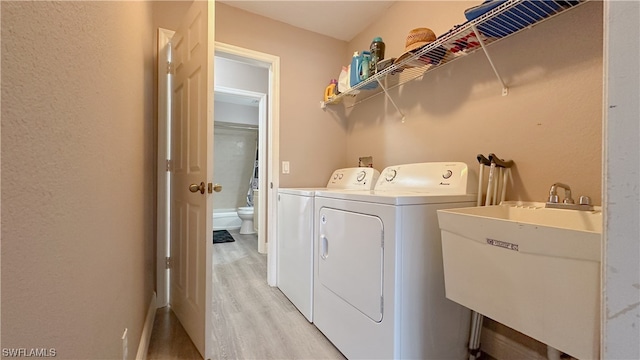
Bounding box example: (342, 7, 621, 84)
(213, 230, 235, 244)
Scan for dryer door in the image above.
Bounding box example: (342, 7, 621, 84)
(318, 207, 384, 322)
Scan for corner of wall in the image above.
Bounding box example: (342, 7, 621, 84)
(135, 292, 158, 360)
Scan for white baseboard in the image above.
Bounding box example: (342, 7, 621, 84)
(136, 292, 157, 360)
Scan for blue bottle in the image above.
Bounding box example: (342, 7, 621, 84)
(359, 51, 378, 90)
(349, 51, 361, 88)
(360, 51, 371, 81)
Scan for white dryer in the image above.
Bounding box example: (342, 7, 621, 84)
(313, 162, 476, 359)
(277, 167, 379, 322)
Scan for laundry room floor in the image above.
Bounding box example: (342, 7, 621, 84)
(148, 230, 344, 360)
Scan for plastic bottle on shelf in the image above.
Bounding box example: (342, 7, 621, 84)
(358, 51, 378, 90)
(360, 51, 371, 81)
(349, 51, 361, 88)
(337, 66, 349, 93)
(324, 79, 338, 102)
(370, 37, 385, 74)
(370, 37, 386, 73)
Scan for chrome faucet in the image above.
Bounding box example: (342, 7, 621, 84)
(548, 182, 574, 204)
(546, 182, 594, 211)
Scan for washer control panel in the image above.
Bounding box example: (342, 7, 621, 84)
(375, 162, 470, 194)
(326, 167, 380, 190)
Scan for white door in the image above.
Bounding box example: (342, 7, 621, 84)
(169, 1, 214, 358)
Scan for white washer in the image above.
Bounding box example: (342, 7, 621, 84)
(313, 162, 476, 359)
(277, 167, 379, 322)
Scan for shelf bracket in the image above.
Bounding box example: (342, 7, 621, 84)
(471, 23, 509, 96)
(375, 77, 406, 123)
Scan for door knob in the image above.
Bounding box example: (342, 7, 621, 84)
(189, 182, 205, 194)
(213, 183, 222, 192)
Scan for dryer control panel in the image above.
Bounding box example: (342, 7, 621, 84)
(375, 162, 472, 194)
(326, 167, 380, 190)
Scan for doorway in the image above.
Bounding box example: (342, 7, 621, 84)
(212, 85, 266, 252)
(157, 38, 281, 309)
(214, 43, 280, 286)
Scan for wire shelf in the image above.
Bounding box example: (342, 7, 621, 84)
(322, 0, 586, 109)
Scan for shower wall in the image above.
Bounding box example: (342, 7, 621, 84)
(213, 100, 259, 210)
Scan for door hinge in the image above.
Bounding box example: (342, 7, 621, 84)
(166, 159, 172, 172)
(165, 256, 172, 269)
(166, 61, 174, 75)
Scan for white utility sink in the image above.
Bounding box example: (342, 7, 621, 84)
(437, 202, 602, 360)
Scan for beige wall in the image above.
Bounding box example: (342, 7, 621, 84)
(215, 2, 349, 188)
(345, 1, 604, 356)
(1, 1, 603, 358)
(1, 2, 156, 359)
(214, 1, 602, 201)
(346, 1, 603, 204)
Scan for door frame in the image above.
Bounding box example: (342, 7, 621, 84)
(214, 42, 280, 286)
(213, 85, 267, 254)
(157, 28, 174, 307)
(157, 37, 281, 306)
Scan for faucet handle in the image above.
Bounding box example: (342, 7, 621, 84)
(548, 194, 559, 203)
(579, 196, 592, 206)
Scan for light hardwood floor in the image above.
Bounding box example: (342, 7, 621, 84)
(147, 306, 203, 360)
(148, 230, 344, 360)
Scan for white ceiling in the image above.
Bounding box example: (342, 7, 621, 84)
(218, 1, 396, 41)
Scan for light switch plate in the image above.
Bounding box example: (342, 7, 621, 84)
(282, 161, 290, 174)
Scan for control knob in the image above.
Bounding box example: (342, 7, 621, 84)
(385, 169, 397, 182)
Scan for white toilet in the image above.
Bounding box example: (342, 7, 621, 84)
(237, 206, 255, 234)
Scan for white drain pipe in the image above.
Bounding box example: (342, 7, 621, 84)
(547, 346, 562, 360)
